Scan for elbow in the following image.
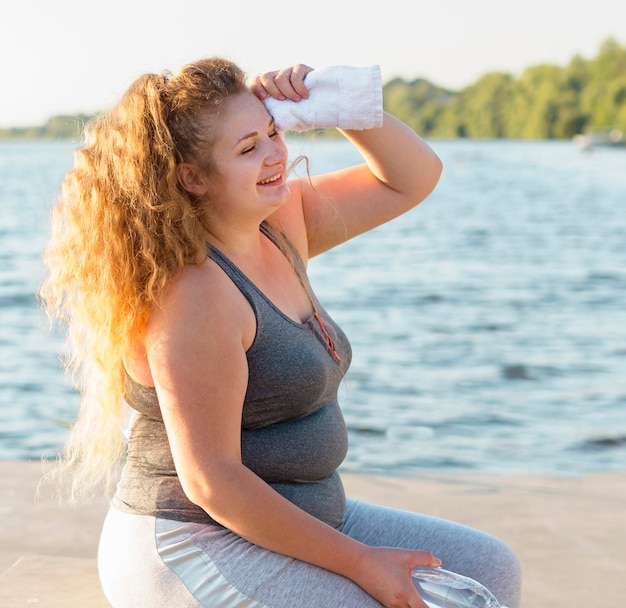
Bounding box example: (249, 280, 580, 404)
(412, 150, 443, 206)
(177, 461, 244, 523)
(434, 151, 443, 178)
(428, 149, 444, 190)
(179, 475, 215, 513)
(182, 481, 232, 526)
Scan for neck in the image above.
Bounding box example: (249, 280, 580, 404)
(204, 219, 265, 260)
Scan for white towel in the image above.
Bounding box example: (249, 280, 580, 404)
(263, 65, 383, 132)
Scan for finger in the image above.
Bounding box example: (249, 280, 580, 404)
(288, 63, 314, 99)
(412, 551, 442, 568)
(407, 575, 431, 608)
(408, 559, 437, 608)
(401, 583, 430, 608)
(411, 594, 431, 608)
(273, 67, 303, 101)
(249, 76, 270, 100)
(256, 72, 287, 100)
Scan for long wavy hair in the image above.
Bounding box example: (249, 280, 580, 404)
(40, 58, 249, 500)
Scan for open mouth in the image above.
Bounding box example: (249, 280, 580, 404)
(257, 173, 282, 186)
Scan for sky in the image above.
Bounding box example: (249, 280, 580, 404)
(2, 0, 625, 128)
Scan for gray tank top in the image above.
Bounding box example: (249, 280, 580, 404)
(112, 228, 352, 529)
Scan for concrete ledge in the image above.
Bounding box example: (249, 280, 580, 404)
(2, 461, 626, 607)
(0, 555, 110, 607)
(0, 461, 109, 575)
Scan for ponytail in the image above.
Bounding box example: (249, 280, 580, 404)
(40, 58, 247, 500)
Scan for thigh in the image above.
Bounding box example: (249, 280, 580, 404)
(341, 499, 522, 608)
(162, 517, 384, 608)
(99, 506, 382, 608)
(98, 508, 205, 608)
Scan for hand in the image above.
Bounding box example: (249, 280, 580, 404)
(250, 64, 314, 102)
(353, 546, 442, 608)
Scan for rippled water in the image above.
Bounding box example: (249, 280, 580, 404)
(1, 137, 625, 474)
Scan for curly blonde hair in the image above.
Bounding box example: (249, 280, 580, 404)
(40, 58, 248, 500)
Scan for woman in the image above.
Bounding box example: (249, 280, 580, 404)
(41, 58, 521, 608)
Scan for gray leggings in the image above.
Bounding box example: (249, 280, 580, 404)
(98, 499, 521, 608)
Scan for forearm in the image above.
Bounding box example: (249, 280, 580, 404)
(339, 112, 442, 207)
(185, 461, 366, 579)
(300, 113, 443, 254)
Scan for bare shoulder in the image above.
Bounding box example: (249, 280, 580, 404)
(125, 258, 253, 388)
(147, 258, 256, 361)
(161, 257, 242, 310)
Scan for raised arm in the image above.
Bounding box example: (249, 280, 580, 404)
(301, 113, 442, 256)
(252, 64, 443, 258)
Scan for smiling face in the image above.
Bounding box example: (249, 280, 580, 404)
(196, 91, 290, 227)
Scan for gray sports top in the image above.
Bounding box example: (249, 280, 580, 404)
(112, 228, 352, 529)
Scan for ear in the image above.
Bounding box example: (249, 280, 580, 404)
(176, 163, 208, 196)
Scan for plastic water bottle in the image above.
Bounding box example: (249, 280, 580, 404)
(412, 567, 505, 608)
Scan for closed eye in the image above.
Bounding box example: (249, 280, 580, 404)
(241, 129, 279, 154)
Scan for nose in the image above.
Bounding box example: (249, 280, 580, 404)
(265, 137, 287, 166)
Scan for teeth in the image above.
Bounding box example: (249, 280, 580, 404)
(259, 174, 281, 185)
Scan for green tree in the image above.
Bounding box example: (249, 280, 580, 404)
(3, 38, 626, 141)
(383, 78, 453, 136)
(581, 38, 626, 128)
(444, 72, 517, 138)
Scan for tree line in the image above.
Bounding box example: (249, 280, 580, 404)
(2, 38, 624, 141)
(383, 37, 626, 139)
(0, 114, 95, 140)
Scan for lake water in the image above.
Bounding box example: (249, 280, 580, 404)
(1, 137, 625, 475)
